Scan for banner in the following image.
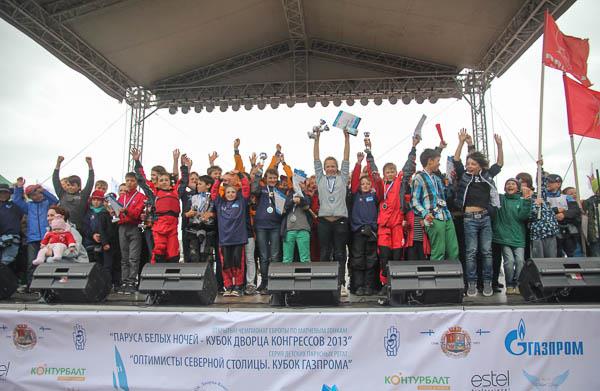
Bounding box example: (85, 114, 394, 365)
(1, 308, 599, 390)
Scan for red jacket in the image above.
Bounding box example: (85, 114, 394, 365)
(373, 172, 404, 227)
(118, 189, 147, 226)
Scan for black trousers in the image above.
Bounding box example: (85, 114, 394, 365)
(377, 246, 402, 279)
(350, 231, 378, 289)
(557, 234, 578, 257)
(318, 218, 349, 285)
(26, 241, 41, 286)
(186, 229, 214, 263)
(92, 248, 118, 285)
(405, 241, 426, 260)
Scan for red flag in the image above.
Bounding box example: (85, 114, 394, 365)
(563, 74, 600, 139)
(543, 11, 592, 87)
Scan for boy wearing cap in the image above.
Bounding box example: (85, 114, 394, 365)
(545, 174, 581, 257)
(583, 179, 600, 256)
(12, 177, 59, 282)
(0, 183, 23, 265)
(84, 190, 117, 285)
(492, 179, 532, 295)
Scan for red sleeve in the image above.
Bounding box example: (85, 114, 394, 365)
(126, 193, 147, 221)
(211, 179, 221, 201)
(137, 164, 156, 193)
(65, 232, 76, 246)
(370, 165, 384, 201)
(41, 233, 50, 246)
(351, 163, 361, 193)
(241, 176, 251, 199)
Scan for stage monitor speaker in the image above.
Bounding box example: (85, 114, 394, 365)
(30, 262, 110, 303)
(387, 260, 464, 306)
(138, 262, 217, 305)
(519, 257, 600, 302)
(0, 263, 18, 299)
(268, 262, 340, 306)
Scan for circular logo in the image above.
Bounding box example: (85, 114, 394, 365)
(440, 326, 471, 358)
(13, 324, 37, 351)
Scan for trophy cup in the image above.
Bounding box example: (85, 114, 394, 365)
(104, 193, 123, 223)
(308, 119, 330, 139)
(364, 131, 371, 154)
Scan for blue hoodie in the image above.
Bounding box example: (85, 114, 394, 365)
(12, 187, 59, 243)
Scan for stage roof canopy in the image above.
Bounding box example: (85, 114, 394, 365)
(0, 0, 575, 107)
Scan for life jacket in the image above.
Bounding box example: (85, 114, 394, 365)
(377, 173, 404, 227)
(155, 189, 180, 217)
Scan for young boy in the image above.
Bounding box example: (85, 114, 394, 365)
(369, 136, 419, 289)
(184, 173, 216, 262)
(211, 171, 251, 297)
(492, 179, 532, 295)
(545, 174, 581, 257)
(84, 190, 117, 285)
(349, 152, 378, 296)
(52, 155, 95, 232)
(281, 182, 312, 264)
(94, 180, 109, 193)
(0, 184, 23, 266)
(133, 149, 187, 263)
(529, 166, 561, 258)
(117, 171, 146, 293)
(12, 178, 59, 283)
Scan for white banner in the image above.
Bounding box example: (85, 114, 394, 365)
(0, 308, 598, 390)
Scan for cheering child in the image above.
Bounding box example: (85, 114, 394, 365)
(211, 170, 251, 297)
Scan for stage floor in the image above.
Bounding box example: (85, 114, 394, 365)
(3, 289, 597, 313)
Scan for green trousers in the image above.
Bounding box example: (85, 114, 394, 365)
(283, 230, 311, 262)
(425, 219, 459, 261)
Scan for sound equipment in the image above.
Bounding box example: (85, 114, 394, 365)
(30, 262, 110, 303)
(138, 262, 217, 305)
(519, 258, 600, 302)
(387, 260, 464, 306)
(268, 262, 340, 306)
(0, 263, 18, 299)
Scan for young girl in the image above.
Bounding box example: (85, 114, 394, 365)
(349, 152, 378, 296)
(313, 127, 350, 295)
(33, 216, 77, 265)
(281, 183, 312, 263)
(211, 171, 251, 297)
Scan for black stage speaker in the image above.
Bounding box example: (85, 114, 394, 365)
(138, 262, 217, 305)
(387, 260, 464, 306)
(268, 262, 340, 306)
(0, 263, 18, 299)
(30, 262, 110, 303)
(519, 257, 600, 302)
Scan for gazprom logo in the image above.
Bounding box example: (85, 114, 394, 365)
(504, 319, 583, 356)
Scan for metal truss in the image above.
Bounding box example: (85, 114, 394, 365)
(151, 74, 462, 107)
(463, 72, 489, 157)
(43, 0, 127, 23)
(153, 40, 293, 87)
(311, 39, 456, 76)
(125, 87, 151, 171)
(0, 0, 132, 101)
(282, 0, 308, 96)
(479, 0, 575, 78)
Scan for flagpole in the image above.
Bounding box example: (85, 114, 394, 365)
(536, 61, 545, 219)
(569, 134, 587, 256)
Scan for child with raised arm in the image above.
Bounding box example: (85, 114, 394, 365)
(349, 152, 378, 296)
(313, 126, 350, 296)
(211, 170, 251, 297)
(52, 155, 95, 232)
(132, 149, 188, 263)
(369, 136, 419, 290)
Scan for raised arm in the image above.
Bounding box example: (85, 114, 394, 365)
(12, 178, 28, 214)
(494, 134, 504, 167)
(453, 128, 468, 162)
(351, 152, 364, 193)
(172, 149, 180, 179)
(313, 131, 320, 161)
(240, 174, 251, 199)
(210, 179, 221, 201)
(52, 155, 65, 198)
(82, 157, 95, 200)
(402, 136, 420, 177)
(179, 154, 191, 196)
(343, 129, 350, 162)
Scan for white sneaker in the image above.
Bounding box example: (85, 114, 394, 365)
(340, 286, 349, 297)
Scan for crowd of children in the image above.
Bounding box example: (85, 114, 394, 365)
(1, 127, 599, 301)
